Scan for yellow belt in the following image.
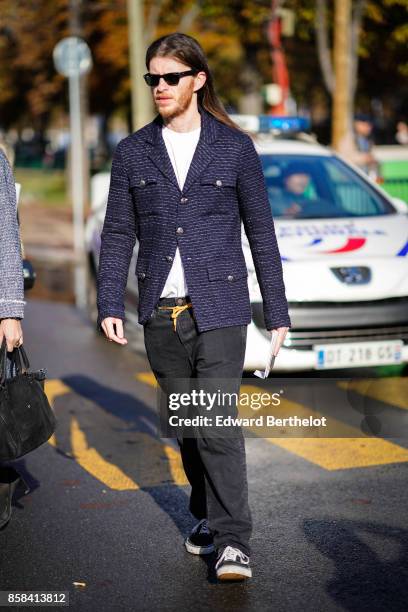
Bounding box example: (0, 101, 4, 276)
(157, 303, 192, 331)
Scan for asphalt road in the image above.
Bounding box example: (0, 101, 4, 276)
(1, 299, 408, 612)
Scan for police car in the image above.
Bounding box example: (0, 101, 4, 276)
(85, 116, 408, 372)
(238, 115, 408, 371)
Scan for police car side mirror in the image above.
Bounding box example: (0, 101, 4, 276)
(392, 198, 408, 214)
(23, 259, 36, 291)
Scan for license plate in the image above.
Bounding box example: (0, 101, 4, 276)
(314, 339, 403, 369)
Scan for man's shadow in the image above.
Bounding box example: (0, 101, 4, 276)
(304, 517, 408, 611)
(7, 375, 196, 540)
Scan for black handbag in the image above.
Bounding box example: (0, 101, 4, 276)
(0, 338, 56, 461)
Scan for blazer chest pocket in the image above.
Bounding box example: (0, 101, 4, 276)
(130, 176, 158, 215)
(200, 174, 237, 214)
(200, 175, 236, 189)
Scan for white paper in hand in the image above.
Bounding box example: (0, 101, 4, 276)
(254, 329, 279, 378)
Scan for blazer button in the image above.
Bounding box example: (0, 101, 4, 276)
(176, 227, 184, 234)
(180, 197, 188, 204)
(227, 274, 234, 281)
(165, 255, 173, 262)
(138, 272, 146, 280)
(139, 179, 146, 186)
(215, 179, 223, 187)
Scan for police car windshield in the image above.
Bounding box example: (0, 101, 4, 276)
(260, 154, 395, 219)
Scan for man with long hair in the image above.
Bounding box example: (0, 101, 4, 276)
(97, 32, 291, 581)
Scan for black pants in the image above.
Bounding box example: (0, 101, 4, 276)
(143, 296, 252, 556)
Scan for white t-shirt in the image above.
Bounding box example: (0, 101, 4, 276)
(160, 125, 201, 298)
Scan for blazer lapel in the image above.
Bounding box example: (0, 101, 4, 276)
(182, 137, 213, 195)
(145, 106, 219, 193)
(146, 119, 179, 189)
(182, 107, 218, 194)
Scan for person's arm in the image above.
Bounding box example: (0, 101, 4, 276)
(96, 142, 137, 343)
(237, 134, 291, 333)
(0, 149, 25, 350)
(337, 132, 376, 168)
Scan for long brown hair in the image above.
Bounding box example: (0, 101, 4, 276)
(145, 32, 245, 133)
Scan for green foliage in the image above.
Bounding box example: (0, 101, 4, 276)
(14, 168, 67, 208)
(0, 0, 406, 128)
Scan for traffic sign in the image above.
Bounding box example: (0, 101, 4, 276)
(53, 36, 92, 78)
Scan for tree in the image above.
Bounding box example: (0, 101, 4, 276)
(0, 0, 406, 144)
(315, 0, 366, 104)
(0, 0, 69, 129)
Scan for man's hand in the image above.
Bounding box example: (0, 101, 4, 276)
(101, 317, 128, 345)
(0, 319, 23, 352)
(269, 326, 289, 356)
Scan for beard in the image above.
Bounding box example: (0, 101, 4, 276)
(157, 82, 195, 120)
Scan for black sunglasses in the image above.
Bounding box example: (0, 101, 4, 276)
(143, 69, 198, 87)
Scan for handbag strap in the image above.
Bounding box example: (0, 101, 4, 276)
(10, 344, 30, 375)
(0, 336, 8, 386)
(0, 338, 30, 384)
(12, 346, 22, 374)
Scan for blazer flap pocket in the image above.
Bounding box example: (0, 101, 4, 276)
(136, 258, 151, 279)
(207, 259, 248, 281)
(130, 176, 158, 189)
(200, 174, 236, 188)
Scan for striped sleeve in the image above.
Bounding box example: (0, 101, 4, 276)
(0, 150, 25, 319)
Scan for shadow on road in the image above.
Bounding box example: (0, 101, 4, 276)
(304, 517, 408, 611)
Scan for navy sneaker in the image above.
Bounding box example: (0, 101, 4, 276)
(215, 545, 252, 580)
(184, 519, 214, 555)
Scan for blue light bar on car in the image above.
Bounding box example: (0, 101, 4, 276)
(229, 114, 311, 134)
(258, 115, 310, 132)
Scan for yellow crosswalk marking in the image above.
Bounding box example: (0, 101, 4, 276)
(70, 416, 139, 490)
(44, 378, 187, 489)
(45, 379, 72, 403)
(136, 373, 408, 471)
(45, 379, 72, 447)
(134, 374, 188, 484)
(271, 438, 408, 470)
(239, 384, 408, 470)
(163, 444, 189, 485)
(337, 377, 408, 411)
(136, 372, 158, 387)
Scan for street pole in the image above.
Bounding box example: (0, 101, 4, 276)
(332, 0, 352, 150)
(127, 0, 153, 131)
(53, 37, 92, 311)
(68, 70, 87, 310)
(68, 0, 88, 310)
(69, 0, 81, 35)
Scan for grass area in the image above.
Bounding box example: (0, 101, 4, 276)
(381, 160, 408, 180)
(381, 181, 408, 203)
(380, 160, 408, 202)
(14, 168, 69, 208)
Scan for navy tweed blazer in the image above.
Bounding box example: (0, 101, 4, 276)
(97, 105, 291, 332)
